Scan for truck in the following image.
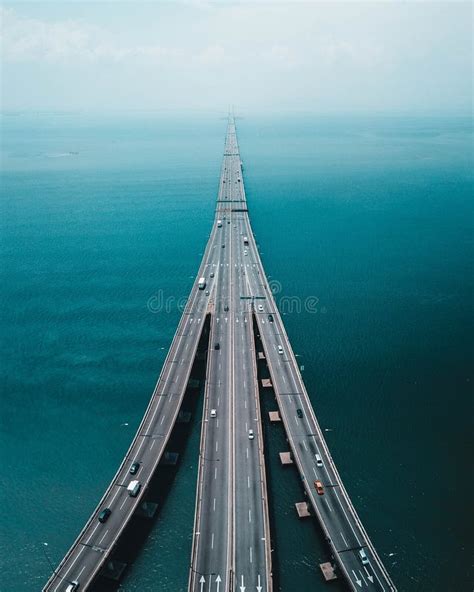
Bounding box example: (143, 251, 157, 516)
(243, 236, 249, 245)
(127, 480, 141, 497)
(198, 277, 206, 290)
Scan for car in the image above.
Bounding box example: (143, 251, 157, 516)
(210, 409, 217, 418)
(248, 429, 254, 440)
(315, 454, 323, 467)
(222, 244, 225, 248)
(210, 272, 215, 278)
(224, 305, 229, 312)
(66, 581, 79, 592)
(98, 508, 112, 523)
(205, 290, 209, 295)
(258, 304, 264, 312)
(268, 314, 274, 323)
(129, 461, 140, 475)
(296, 408, 303, 418)
(214, 342, 220, 350)
(314, 480, 324, 495)
(227, 221, 230, 224)
(359, 549, 369, 565)
(277, 345, 284, 355)
(127, 480, 141, 497)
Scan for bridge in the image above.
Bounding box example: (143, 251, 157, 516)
(43, 115, 396, 592)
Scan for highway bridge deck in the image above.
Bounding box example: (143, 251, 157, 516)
(43, 114, 395, 592)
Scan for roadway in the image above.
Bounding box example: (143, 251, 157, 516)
(232, 122, 397, 590)
(43, 151, 230, 592)
(189, 119, 272, 592)
(44, 113, 395, 592)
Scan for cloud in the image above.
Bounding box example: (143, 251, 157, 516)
(0, 7, 180, 64)
(1, 3, 471, 113)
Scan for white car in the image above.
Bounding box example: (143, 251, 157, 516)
(315, 454, 323, 467)
(258, 305, 264, 312)
(248, 429, 254, 440)
(359, 549, 369, 565)
(277, 345, 284, 355)
(210, 409, 217, 418)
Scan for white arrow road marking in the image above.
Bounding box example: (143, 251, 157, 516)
(368, 561, 386, 591)
(199, 575, 205, 592)
(352, 570, 362, 588)
(256, 574, 262, 592)
(359, 570, 368, 586)
(215, 575, 221, 592)
(364, 566, 374, 583)
(240, 574, 246, 592)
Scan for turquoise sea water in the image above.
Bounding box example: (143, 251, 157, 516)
(1, 112, 472, 592)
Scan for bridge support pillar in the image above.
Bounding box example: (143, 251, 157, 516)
(100, 559, 127, 581)
(136, 501, 159, 519)
(159, 451, 179, 466)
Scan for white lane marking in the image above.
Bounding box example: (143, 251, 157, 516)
(150, 439, 156, 450)
(160, 415, 165, 425)
(77, 565, 86, 579)
(249, 546, 253, 563)
(324, 499, 333, 513)
(302, 440, 308, 451)
(333, 488, 362, 546)
(211, 532, 214, 549)
(213, 498, 216, 511)
(248, 509, 252, 523)
(214, 467, 217, 480)
(98, 529, 108, 545)
(120, 496, 128, 510)
(216, 441, 218, 452)
(248, 475, 250, 489)
(340, 532, 349, 547)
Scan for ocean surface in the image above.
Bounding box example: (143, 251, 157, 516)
(1, 111, 472, 592)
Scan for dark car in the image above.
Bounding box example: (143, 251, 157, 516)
(222, 244, 225, 248)
(224, 305, 229, 312)
(129, 462, 140, 475)
(297, 408, 303, 418)
(268, 314, 274, 323)
(98, 508, 112, 523)
(215, 342, 220, 350)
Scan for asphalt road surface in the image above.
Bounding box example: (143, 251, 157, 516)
(44, 115, 395, 592)
(189, 120, 272, 592)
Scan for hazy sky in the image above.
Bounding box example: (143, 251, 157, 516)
(1, 1, 472, 114)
